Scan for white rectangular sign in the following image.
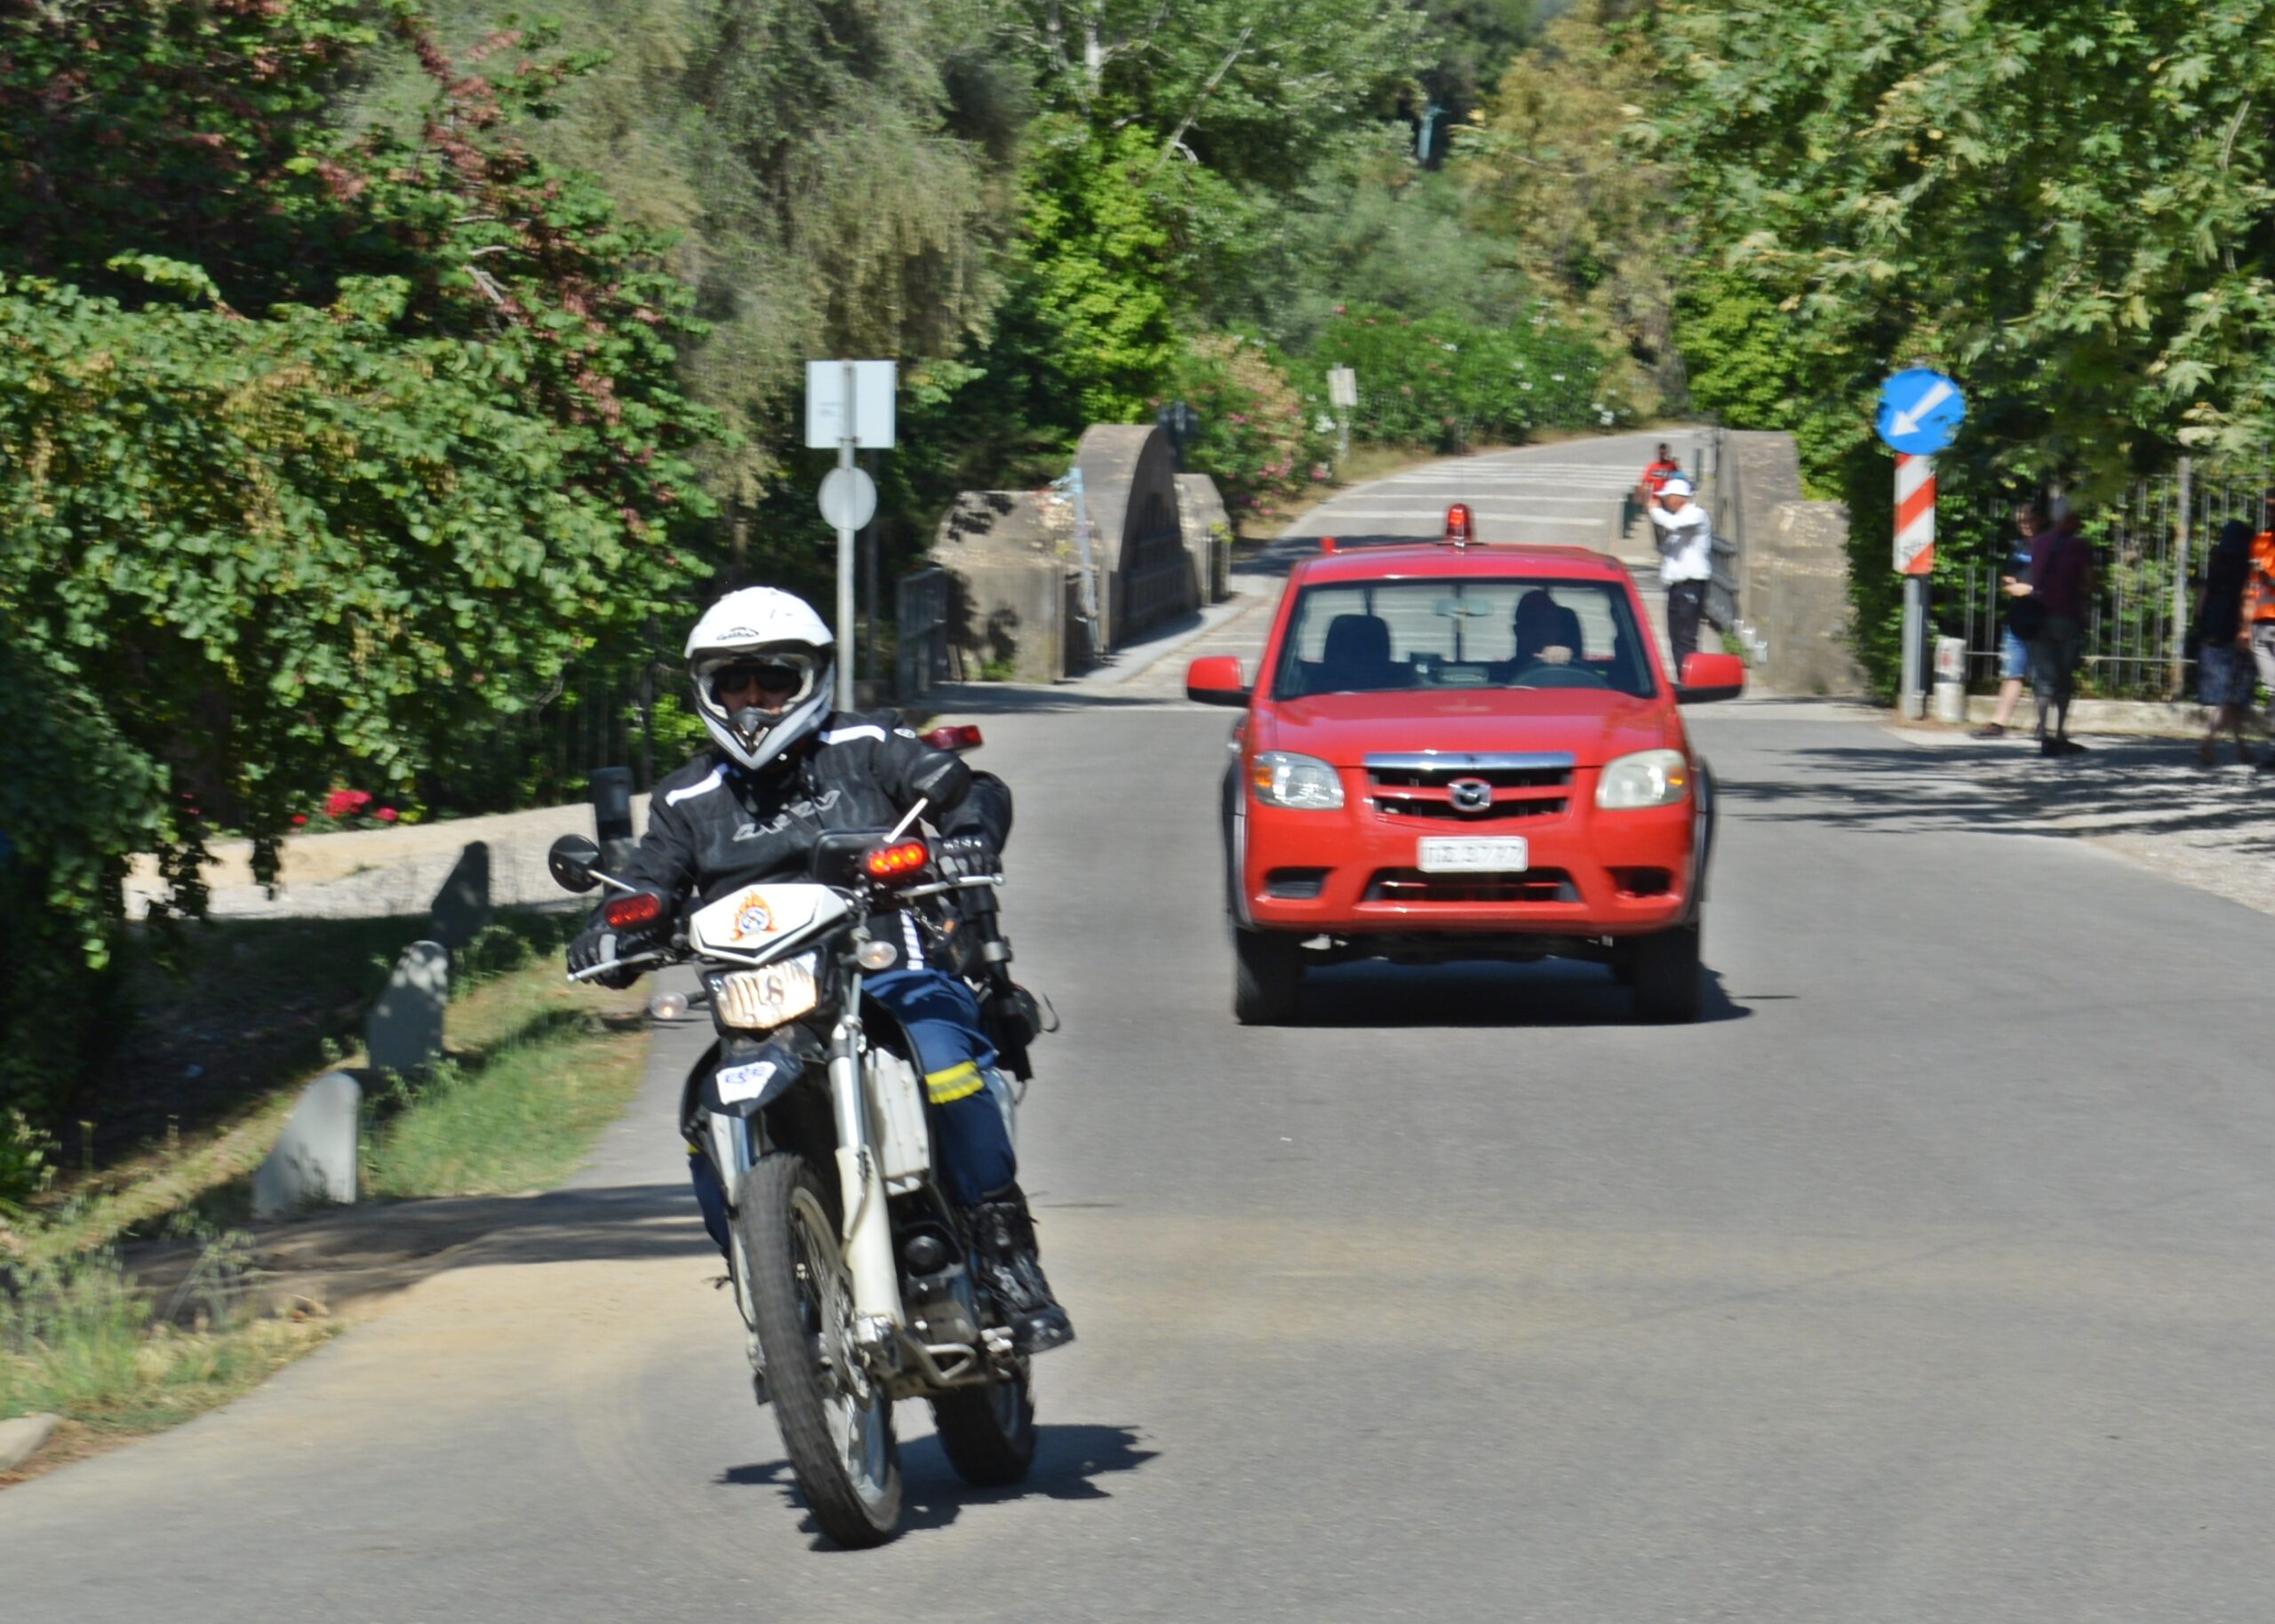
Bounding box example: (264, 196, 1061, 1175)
(1417, 837, 1529, 873)
(804, 360, 898, 450)
(1327, 365, 1359, 410)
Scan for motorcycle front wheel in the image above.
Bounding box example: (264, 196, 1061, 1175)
(736, 1156, 902, 1546)
(929, 1357, 1036, 1486)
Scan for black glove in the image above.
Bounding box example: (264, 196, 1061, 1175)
(934, 833, 999, 880)
(568, 916, 647, 989)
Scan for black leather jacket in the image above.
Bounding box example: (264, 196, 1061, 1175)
(620, 710, 1010, 911)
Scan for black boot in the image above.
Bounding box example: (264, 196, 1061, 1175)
(968, 1187, 1074, 1355)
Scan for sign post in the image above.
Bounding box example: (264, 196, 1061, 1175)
(1327, 366, 1358, 465)
(806, 361, 897, 709)
(1875, 368, 1967, 720)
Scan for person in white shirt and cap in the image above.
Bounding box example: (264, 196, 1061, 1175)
(1648, 474, 1715, 666)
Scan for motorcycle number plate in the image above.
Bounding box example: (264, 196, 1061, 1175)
(716, 957, 820, 1031)
(1417, 836, 1529, 873)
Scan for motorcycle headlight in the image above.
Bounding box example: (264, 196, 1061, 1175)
(1250, 751, 1345, 810)
(1595, 748, 1689, 810)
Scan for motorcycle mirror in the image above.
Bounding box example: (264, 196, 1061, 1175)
(547, 833, 603, 894)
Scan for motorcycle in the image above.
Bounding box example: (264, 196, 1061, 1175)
(547, 737, 1046, 1547)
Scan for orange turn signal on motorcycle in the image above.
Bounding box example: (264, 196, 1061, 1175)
(863, 840, 930, 883)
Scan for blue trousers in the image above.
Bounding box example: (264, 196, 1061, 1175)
(688, 968, 1018, 1251)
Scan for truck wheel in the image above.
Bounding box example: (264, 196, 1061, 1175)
(1630, 923, 1702, 1023)
(1233, 927, 1302, 1025)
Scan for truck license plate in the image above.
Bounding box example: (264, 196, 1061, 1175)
(1417, 836, 1529, 873)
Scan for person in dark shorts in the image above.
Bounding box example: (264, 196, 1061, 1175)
(1971, 501, 2044, 739)
(2198, 519, 2255, 766)
(2026, 502, 2095, 757)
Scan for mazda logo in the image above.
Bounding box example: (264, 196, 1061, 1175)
(1448, 777, 1493, 813)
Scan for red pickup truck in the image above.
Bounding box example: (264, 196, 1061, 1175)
(1186, 515, 1744, 1023)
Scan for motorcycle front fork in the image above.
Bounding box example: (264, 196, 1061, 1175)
(708, 997, 906, 1374)
(825, 1001, 906, 1341)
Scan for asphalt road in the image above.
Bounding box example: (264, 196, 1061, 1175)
(7, 441, 2275, 1620)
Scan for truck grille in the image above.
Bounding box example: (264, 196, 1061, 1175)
(1363, 868, 1578, 904)
(1363, 751, 1575, 822)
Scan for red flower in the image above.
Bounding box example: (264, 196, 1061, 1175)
(323, 788, 373, 817)
(375, 807, 400, 824)
(291, 814, 309, 826)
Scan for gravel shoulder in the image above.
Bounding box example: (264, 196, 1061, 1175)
(1846, 723, 2275, 919)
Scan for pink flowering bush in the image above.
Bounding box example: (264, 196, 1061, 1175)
(1156, 333, 1327, 529)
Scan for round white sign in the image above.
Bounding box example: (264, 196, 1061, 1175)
(818, 466, 878, 531)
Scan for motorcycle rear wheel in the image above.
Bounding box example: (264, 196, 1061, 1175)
(929, 1359, 1036, 1486)
(737, 1156, 902, 1546)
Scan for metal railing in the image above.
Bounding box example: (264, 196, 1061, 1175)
(1953, 462, 2271, 699)
(894, 566, 954, 704)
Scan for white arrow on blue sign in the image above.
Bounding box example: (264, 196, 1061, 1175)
(1875, 367, 1967, 456)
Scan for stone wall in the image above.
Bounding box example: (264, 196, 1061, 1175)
(1076, 424, 1195, 641)
(1720, 430, 1870, 697)
(930, 490, 1079, 684)
(1174, 474, 1233, 604)
(928, 427, 1226, 682)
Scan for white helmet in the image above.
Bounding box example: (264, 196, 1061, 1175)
(683, 587, 835, 773)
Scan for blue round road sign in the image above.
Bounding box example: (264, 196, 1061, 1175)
(1876, 368, 1967, 456)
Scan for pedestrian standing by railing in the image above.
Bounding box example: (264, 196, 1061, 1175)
(1971, 500, 2044, 739)
(1648, 474, 1715, 665)
(2196, 518, 2255, 767)
(2026, 501, 2095, 757)
(2247, 490, 2275, 768)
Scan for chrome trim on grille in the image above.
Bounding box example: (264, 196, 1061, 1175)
(1363, 751, 1577, 773)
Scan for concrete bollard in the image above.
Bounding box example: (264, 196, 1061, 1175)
(367, 940, 448, 1077)
(1933, 636, 1968, 725)
(251, 1071, 362, 1219)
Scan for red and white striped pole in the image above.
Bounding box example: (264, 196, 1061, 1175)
(1895, 452, 1936, 718)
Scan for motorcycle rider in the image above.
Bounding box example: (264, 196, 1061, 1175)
(567, 586, 1073, 1353)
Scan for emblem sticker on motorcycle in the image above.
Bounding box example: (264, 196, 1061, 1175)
(733, 891, 774, 939)
(715, 1059, 779, 1104)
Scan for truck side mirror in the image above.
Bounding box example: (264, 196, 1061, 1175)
(1676, 652, 1745, 704)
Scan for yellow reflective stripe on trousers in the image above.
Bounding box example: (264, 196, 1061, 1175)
(925, 1060, 985, 1104)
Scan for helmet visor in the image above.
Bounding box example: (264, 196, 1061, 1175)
(696, 651, 821, 739)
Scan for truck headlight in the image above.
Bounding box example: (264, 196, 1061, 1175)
(1250, 752, 1345, 810)
(1596, 748, 1688, 809)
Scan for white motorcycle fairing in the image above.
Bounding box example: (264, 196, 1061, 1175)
(690, 882, 853, 964)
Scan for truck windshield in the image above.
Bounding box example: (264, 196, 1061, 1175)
(1270, 577, 1658, 699)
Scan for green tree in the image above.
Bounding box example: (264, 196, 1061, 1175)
(1644, 0, 2275, 687)
(1461, 0, 1678, 410)
(0, 2, 716, 1131)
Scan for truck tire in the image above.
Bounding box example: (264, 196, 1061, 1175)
(1233, 927, 1302, 1025)
(1630, 922, 1702, 1023)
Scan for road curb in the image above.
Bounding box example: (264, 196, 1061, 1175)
(0, 1413, 59, 1472)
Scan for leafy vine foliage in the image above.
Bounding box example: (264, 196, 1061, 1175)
(0, 1, 715, 1128)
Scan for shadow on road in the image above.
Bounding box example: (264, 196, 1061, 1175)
(125, 1182, 715, 1321)
(720, 1421, 1159, 1547)
(1720, 736, 2275, 848)
(1290, 958, 1753, 1027)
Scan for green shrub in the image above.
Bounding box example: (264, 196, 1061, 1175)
(1306, 300, 1624, 451)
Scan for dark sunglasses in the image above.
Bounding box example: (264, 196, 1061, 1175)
(717, 664, 801, 694)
